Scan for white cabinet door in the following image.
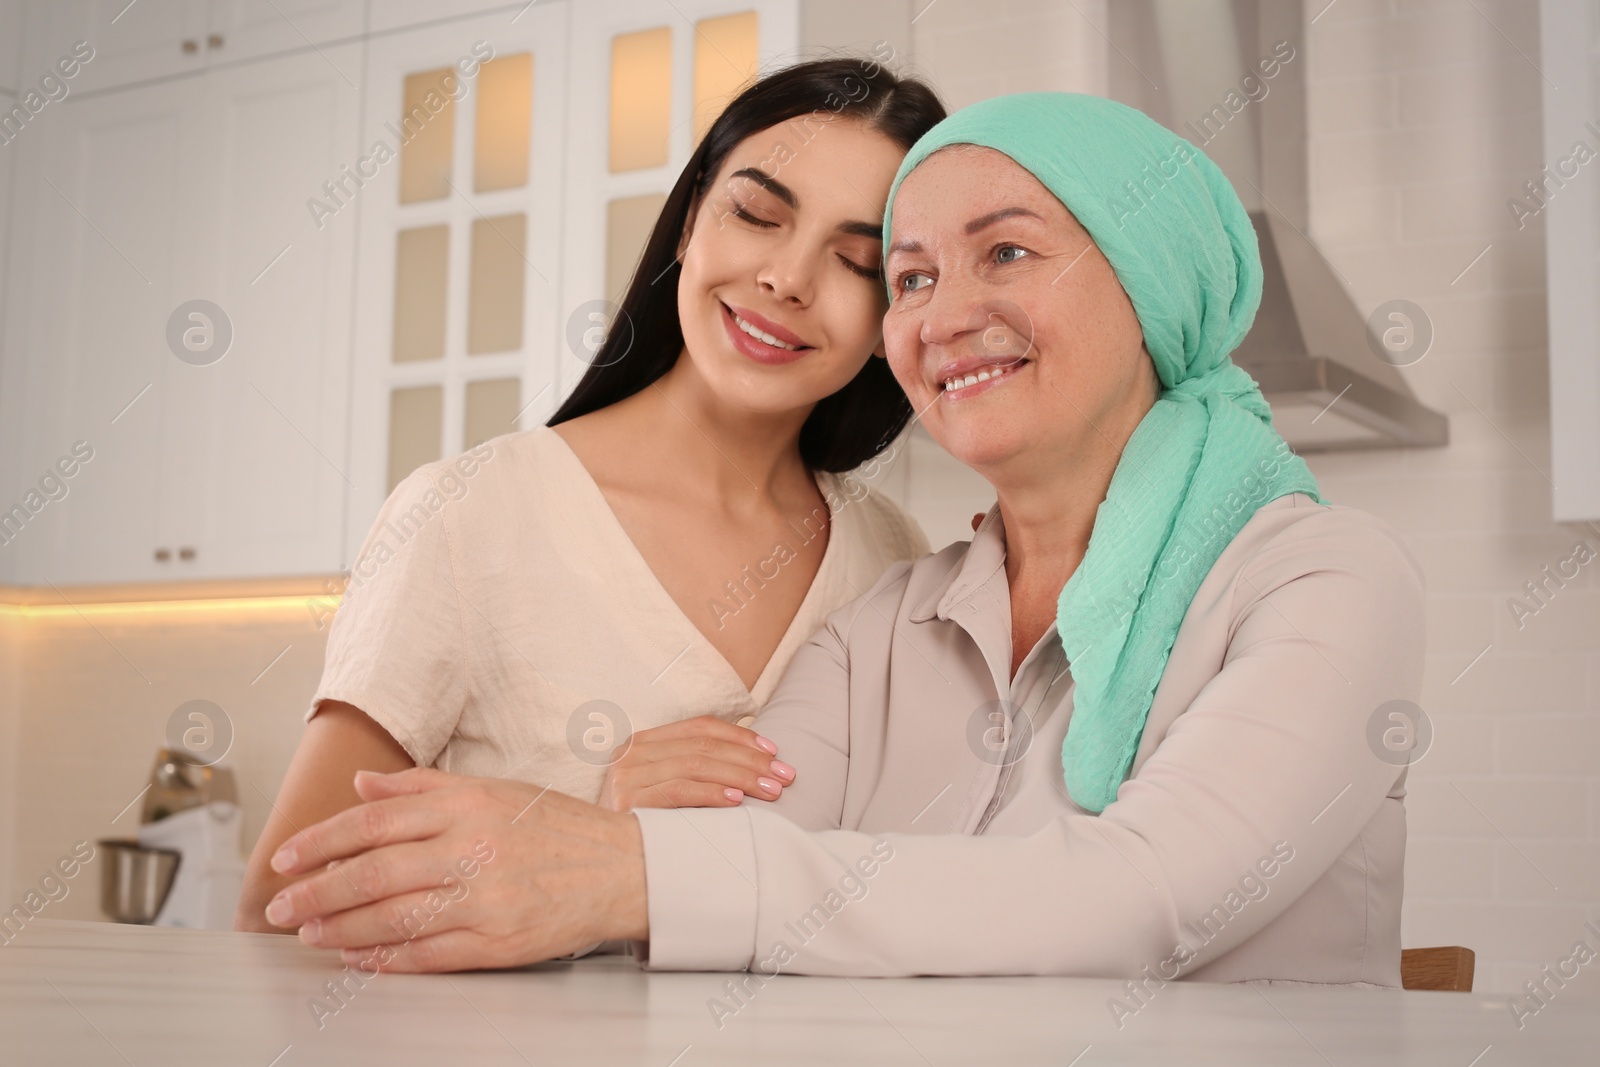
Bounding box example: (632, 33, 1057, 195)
(158, 43, 361, 579)
(2, 77, 192, 586)
(0, 45, 360, 586)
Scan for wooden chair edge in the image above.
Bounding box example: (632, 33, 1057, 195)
(1401, 946, 1475, 992)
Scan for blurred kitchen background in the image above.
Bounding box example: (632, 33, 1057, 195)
(0, 0, 1595, 995)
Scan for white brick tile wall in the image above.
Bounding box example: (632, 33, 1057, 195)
(1307, 73, 1398, 136)
(905, 0, 1107, 112)
(1405, 835, 1496, 897)
(1410, 712, 1497, 776)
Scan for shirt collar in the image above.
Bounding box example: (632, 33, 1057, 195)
(909, 504, 1008, 623)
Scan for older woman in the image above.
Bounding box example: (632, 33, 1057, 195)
(260, 93, 1424, 985)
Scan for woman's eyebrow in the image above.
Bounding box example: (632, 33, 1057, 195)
(838, 219, 884, 239)
(731, 166, 880, 239)
(887, 206, 1045, 257)
(965, 206, 1044, 233)
(728, 167, 796, 207)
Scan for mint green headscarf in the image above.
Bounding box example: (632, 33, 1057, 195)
(882, 92, 1322, 813)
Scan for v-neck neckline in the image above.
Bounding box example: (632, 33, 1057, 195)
(540, 424, 843, 701)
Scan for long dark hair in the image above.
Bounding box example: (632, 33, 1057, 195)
(548, 57, 946, 472)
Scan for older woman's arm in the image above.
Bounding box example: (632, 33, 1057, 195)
(634, 510, 1423, 975)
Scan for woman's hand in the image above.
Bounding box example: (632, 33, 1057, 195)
(263, 768, 646, 972)
(598, 715, 796, 811)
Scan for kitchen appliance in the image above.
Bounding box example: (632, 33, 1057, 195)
(138, 800, 245, 929)
(99, 748, 245, 928)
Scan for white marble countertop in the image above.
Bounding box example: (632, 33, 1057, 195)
(2, 920, 1594, 1065)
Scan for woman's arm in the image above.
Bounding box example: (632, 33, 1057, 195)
(234, 701, 414, 933)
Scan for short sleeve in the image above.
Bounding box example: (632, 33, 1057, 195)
(309, 467, 469, 767)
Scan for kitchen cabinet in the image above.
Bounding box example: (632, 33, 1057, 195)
(341, 4, 571, 542)
(21, 0, 364, 95)
(0, 46, 360, 585)
(194, 0, 365, 68)
(158, 45, 361, 581)
(1, 75, 185, 585)
(0, 0, 800, 586)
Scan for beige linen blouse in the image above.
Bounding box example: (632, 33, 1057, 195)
(634, 494, 1427, 984)
(308, 425, 929, 803)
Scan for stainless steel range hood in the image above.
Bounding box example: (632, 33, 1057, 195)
(1109, 0, 1448, 451)
(1232, 209, 1449, 449)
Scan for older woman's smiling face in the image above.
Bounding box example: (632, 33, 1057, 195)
(883, 146, 1158, 476)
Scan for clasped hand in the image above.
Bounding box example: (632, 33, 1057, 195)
(262, 768, 647, 973)
(263, 715, 791, 972)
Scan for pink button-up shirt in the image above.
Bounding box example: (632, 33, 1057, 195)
(635, 493, 1425, 984)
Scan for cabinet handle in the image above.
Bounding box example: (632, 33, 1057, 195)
(181, 39, 199, 54)
(207, 33, 224, 50)
(178, 547, 197, 561)
(154, 548, 171, 562)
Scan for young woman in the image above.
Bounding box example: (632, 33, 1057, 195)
(235, 59, 946, 933)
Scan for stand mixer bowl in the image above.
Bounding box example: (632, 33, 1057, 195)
(97, 839, 181, 924)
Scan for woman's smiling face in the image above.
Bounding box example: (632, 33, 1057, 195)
(882, 146, 1157, 474)
(675, 116, 907, 417)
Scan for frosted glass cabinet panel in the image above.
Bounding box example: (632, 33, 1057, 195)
(609, 27, 673, 173)
(606, 194, 667, 301)
(693, 11, 760, 140)
(388, 386, 444, 494)
(465, 378, 522, 449)
(397, 67, 457, 203)
(392, 225, 450, 363)
(475, 53, 534, 193)
(467, 213, 528, 355)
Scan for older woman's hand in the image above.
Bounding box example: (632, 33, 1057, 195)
(598, 715, 795, 811)
(261, 768, 646, 972)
